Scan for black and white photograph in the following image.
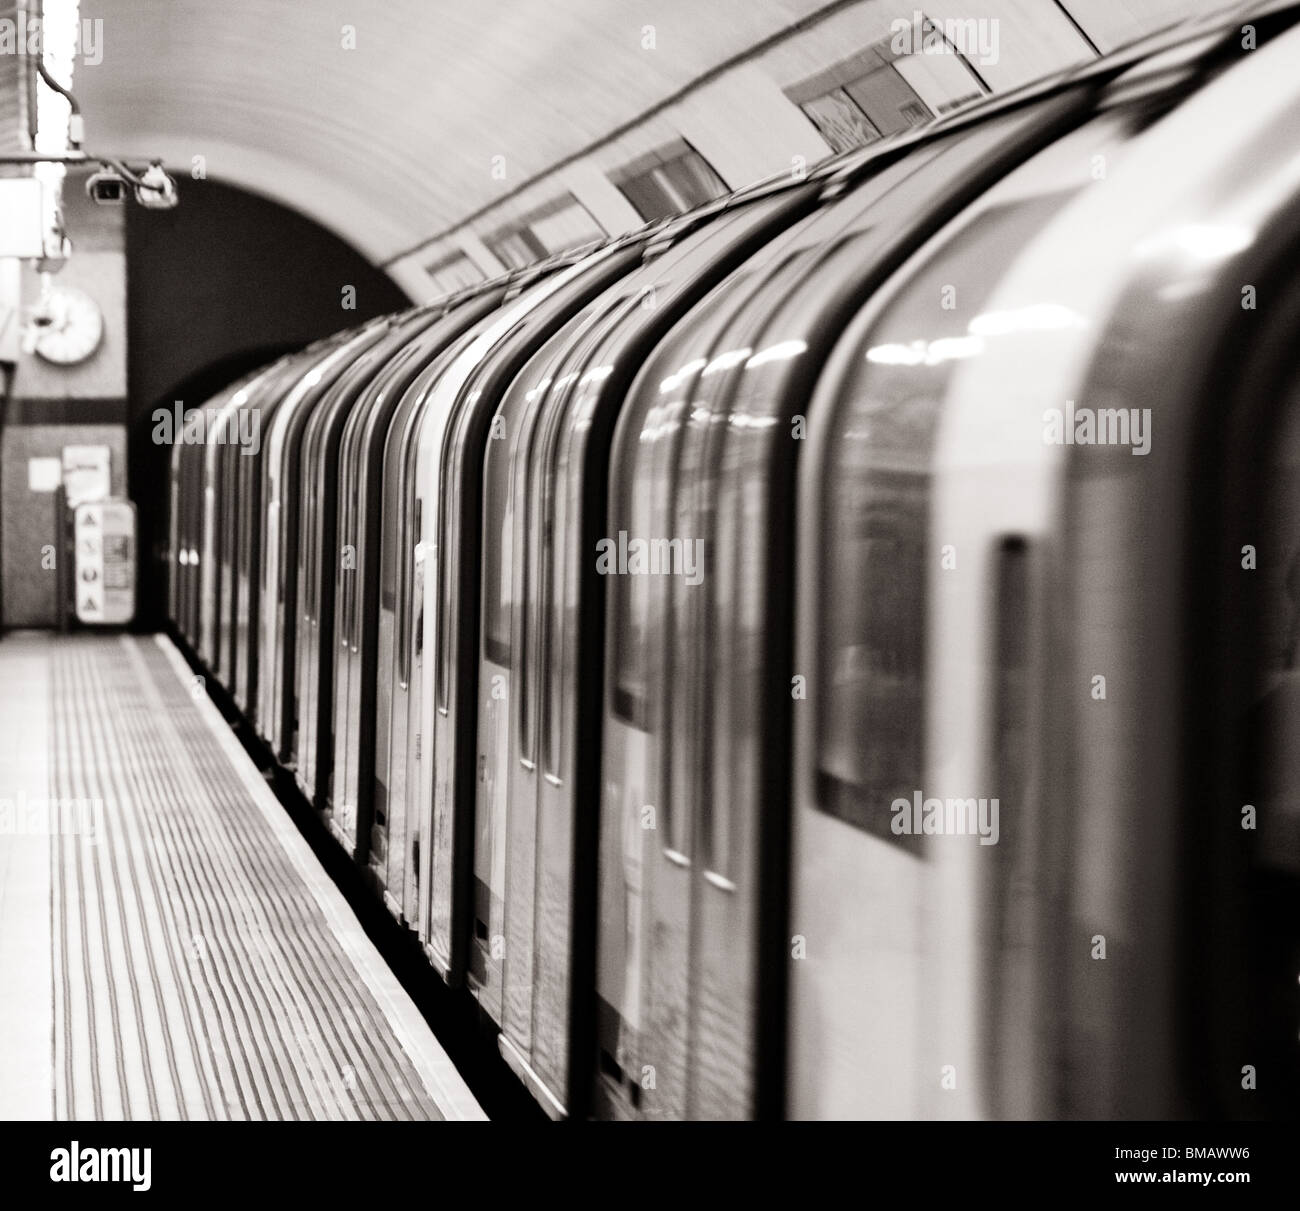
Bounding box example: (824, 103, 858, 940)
(0, 0, 1295, 1191)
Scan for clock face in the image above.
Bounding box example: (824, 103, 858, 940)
(34, 286, 104, 365)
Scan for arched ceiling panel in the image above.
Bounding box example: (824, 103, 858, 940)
(74, 0, 832, 260)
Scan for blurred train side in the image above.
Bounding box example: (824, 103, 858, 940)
(167, 2, 1300, 1120)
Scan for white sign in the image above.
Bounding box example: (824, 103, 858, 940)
(28, 457, 62, 492)
(62, 445, 111, 506)
(75, 500, 135, 625)
(0, 178, 46, 259)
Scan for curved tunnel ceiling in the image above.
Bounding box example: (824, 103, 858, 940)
(73, 0, 833, 263)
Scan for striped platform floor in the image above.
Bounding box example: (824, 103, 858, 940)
(0, 631, 484, 1121)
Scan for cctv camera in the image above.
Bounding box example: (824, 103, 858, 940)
(135, 162, 178, 211)
(85, 169, 129, 205)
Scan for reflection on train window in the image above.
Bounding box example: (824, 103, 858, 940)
(816, 192, 1072, 838)
(612, 139, 729, 223)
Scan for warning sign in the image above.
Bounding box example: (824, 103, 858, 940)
(74, 500, 135, 625)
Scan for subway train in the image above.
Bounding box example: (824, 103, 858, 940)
(169, 2, 1300, 1120)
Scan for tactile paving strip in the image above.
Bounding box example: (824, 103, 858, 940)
(37, 633, 466, 1121)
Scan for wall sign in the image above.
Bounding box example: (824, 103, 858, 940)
(74, 500, 135, 625)
(62, 445, 112, 506)
(28, 457, 62, 492)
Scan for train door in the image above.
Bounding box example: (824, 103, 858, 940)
(1183, 279, 1300, 1120)
(375, 330, 483, 924)
(341, 293, 503, 875)
(409, 248, 624, 983)
(259, 325, 384, 756)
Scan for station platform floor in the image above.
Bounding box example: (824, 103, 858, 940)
(0, 631, 484, 1121)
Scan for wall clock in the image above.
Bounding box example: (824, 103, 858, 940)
(32, 285, 104, 365)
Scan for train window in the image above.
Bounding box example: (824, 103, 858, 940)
(518, 399, 541, 766)
(395, 437, 415, 682)
(436, 412, 459, 715)
(612, 140, 729, 223)
(543, 448, 567, 778)
(412, 510, 424, 668)
(816, 189, 1079, 838)
(380, 422, 401, 618)
(611, 421, 658, 728)
(303, 461, 317, 617)
(403, 496, 422, 676)
(703, 467, 754, 882)
(482, 400, 514, 668)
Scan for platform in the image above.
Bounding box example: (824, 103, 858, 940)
(0, 631, 484, 1121)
